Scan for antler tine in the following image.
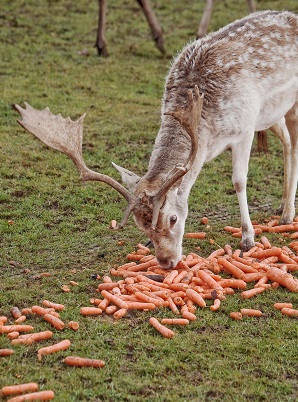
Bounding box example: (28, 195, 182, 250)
(150, 86, 203, 229)
(14, 103, 136, 222)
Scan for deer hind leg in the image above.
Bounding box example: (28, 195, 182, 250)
(95, 0, 108, 57)
(231, 134, 255, 251)
(280, 101, 298, 224)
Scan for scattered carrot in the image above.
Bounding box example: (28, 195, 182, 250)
(268, 224, 295, 233)
(43, 314, 65, 330)
(42, 300, 65, 311)
(113, 308, 127, 319)
(11, 331, 53, 345)
(266, 267, 298, 292)
(37, 339, 71, 361)
(273, 302, 293, 310)
(0, 349, 15, 357)
(161, 318, 189, 325)
(185, 289, 206, 308)
(7, 331, 20, 340)
(63, 355, 105, 368)
(280, 307, 298, 317)
(184, 232, 206, 239)
(80, 307, 103, 316)
(240, 308, 262, 317)
(196, 270, 223, 290)
(14, 316, 27, 324)
(210, 299, 221, 311)
(1, 382, 39, 396)
(149, 317, 175, 338)
(10, 307, 22, 319)
(6, 390, 54, 401)
(240, 287, 266, 299)
(0, 325, 34, 334)
(101, 290, 129, 310)
(67, 321, 79, 331)
(230, 312, 242, 320)
(201, 217, 209, 225)
(0, 316, 8, 324)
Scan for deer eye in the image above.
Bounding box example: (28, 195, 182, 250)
(170, 215, 177, 225)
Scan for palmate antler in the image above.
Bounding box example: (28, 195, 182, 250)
(13, 102, 137, 228)
(151, 85, 204, 228)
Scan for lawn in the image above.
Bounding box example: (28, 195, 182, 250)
(0, 1, 297, 401)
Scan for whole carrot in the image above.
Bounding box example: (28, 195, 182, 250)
(217, 258, 244, 279)
(0, 316, 8, 324)
(273, 302, 293, 310)
(240, 308, 262, 317)
(42, 300, 65, 311)
(196, 270, 223, 290)
(185, 289, 206, 308)
(266, 267, 298, 292)
(268, 224, 295, 233)
(63, 355, 105, 368)
(280, 307, 298, 317)
(184, 232, 206, 239)
(101, 290, 129, 310)
(80, 307, 103, 316)
(163, 270, 179, 285)
(149, 317, 175, 338)
(181, 305, 197, 321)
(11, 331, 53, 345)
(113, 308, 127, 319)
(161, 318, 189, 325)
(240, 287, 266, 299)
(6, 390, 54, 401)
(1, 383, 39, 396)
(0, 325, 34, 334)
(43, 314, 65, 330)
(0, 349, 15, 357)
(37, 339, 71, 361)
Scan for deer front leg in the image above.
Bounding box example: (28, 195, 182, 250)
(95, 0, 108, 57)
(231, 137, 255, 251)
(137, 0, 165, 54)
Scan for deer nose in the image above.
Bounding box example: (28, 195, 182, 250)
(157, 257, 174, 270)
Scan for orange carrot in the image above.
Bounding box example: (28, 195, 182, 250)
(37, 339, 71, 361)
(5, 390, 55, 402)
(105, 305, 118, 314)
(101, 290, 129, 309)
(97, 282, 119, 291)
(149, 317, 175, 338)
(280, 307, 298, 317)
(0, 316, 8, 324)
(273, 302, 293, 310)
(240, 287, 266, 299)
(240, 308, 262, 317)
(42, 300, 65, 311)
(210, 299, 221, 311)
(224, 226, 241, 233)
(266, 267, 298, 292)
(201, 216, 209, 225)
(80, 307, 103, 316)
(10, 307, 22, 319)
(31, 305, 50, 316)
(7, 331, 20, 340)
(268, 224, 295, 233)
(113, 308, 127, 319)
(11, 331, 53, 345)
(63, 355, 105, 368)
(0, 349, 15, 357)
(241, 272, 267, 283)
(163, 270, 179, 285)
(184, 232, 206, 239)
(1, 383, 39, 396)
(217, 258, 244, 279)
(252, 247, 282, 259)
(260, 236, 272, 249)
(207, 248, 226, 259)
(254, 276, 269, 288)
(0, 325, 34, 334)
(196, 270, 223, 290)
(166, 297, 180, 315)
(218, 279, 247, 289)
(14, 316, 26, 324)
(185, 289, 206, 308)
(181, 305, 197, 321)
(67, 321, 79, 331)
(229, 312, 242, 320)
(161, 318, 189, 325)
(134, 292, 163, 307)
(125, 301, 156, 310)
(43, 314, 65, 330)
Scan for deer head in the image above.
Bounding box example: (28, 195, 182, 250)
(14, 86, 203, 269)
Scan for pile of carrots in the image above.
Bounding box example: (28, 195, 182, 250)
(1, 216, 298, 399)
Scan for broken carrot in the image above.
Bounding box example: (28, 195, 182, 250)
(0, 349, 15, 357)
(113, 308, 127, 319)
(161, 318, 189, 325)
(6, 390, 55, 401)
(67, 321, 79, 331)
(240, 308, 262, 317)
(37, 339, 71, 361)
(63, 356, 105, 368)
(149, 317, 175, 338)
(42, 300, 65, 311)
(43, 314, 65, 330)
(280, 307, 298, 317)
(1, 382, 39, 396)
(229, 312, 242, 320)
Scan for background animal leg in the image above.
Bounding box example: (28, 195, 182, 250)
(95, 0, 109, 56)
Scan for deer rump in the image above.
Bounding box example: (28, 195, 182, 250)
(14, 10, 298, 270)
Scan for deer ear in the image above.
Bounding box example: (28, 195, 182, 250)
(112, 162, 140, 192)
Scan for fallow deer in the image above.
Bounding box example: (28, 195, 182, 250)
(15, 10, 298, 269)
(96, 0, 256, 56)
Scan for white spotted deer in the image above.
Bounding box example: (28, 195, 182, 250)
(15, 10, 298, 269)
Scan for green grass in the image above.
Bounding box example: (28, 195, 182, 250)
(1, 1, 298, 401)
